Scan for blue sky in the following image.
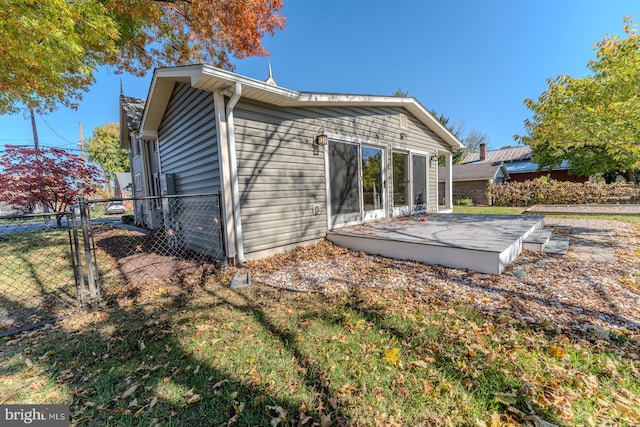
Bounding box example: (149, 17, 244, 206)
(1, 0, 638, 155)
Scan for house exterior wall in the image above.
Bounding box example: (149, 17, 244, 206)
(114, 179, 133, 210)
(158, 83, 221, 194)
(157, 83, 223, 258)
(129, 135, 153, 227)
(233, 100, 450, 257)
(130, 136, 146, 197)
(438, 180, 491, 205)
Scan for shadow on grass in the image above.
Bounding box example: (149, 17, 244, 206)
(0, 286, 326, 425)
(0, 228, 79, 336)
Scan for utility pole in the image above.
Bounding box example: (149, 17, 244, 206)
(78, 122, 85, 165)
(30, 108, 40, 150)
(29, 108, 46, 215)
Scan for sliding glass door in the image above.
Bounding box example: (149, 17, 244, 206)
(412, 154, 427, 212)
(361, 146, 384, 220)
(329, 141, 361, 226)
(392, 151, 428, 215)
(392, 152, 410, 216)
(328, 141, 386, 227)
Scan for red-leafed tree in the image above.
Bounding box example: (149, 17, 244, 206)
(0, 146, 104, 225)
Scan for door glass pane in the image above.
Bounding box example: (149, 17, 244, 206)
(362, 147, 383, 212)
(329, 141, 360, 216)
(392, 152, 408, 208)
(412, 154, 427, 211)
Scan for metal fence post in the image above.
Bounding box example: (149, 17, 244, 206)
(69, 210, 87, 309)
(79, 197, 99, 308)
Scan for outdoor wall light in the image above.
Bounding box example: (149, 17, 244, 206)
(430, 153, 439, 164)
(315, 128, 328, 146)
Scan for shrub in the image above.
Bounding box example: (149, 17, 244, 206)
(454, 197, 473, 206)
(487, 178, 639, 206)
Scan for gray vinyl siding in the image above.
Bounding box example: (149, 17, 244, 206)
(158, 83, 220, 194)
(157, 83, 223, 258)
(148, 140, 161, 181)
(130, 138, 146, 197)
(233, 101, 326, 255)
(233, 100, 450, 255)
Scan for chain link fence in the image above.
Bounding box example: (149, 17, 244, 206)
(0, 193, 226, 336)
(0, 212, 80, 336)
(90, 193, 226, 306)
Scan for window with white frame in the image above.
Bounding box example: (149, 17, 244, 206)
(134, 137, 141, 157)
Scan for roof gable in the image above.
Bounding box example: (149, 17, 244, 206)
(119, 95, 145, 149)
(139, 65, 465, 151)
(115, 172, 132, 188)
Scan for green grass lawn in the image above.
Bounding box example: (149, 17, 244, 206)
(0, 229, 78, 311)
(2, 214, 640, 425)
(1, 283, 638, 426)
(453, 205, 640, 225)
(453, 206, 526, 215)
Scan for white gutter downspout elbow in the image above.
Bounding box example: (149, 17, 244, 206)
(226, 82, 245, 264)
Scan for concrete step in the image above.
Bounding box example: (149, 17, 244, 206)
(543, 236, 570, 255)
(523, 228, 553, 252)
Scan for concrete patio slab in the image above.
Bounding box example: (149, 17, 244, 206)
(327, 214, 545, 275)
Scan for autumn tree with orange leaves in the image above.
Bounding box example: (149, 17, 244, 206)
(0, 0, 285, 114)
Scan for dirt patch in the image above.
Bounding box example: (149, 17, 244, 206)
(93, 225, 222, 306)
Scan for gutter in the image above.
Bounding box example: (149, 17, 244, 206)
(226, 82, 245, 264)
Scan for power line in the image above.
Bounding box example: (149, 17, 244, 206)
(37, 114, 76, 145)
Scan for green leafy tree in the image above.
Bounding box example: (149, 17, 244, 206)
(0, 0, 285, 114)
(87, 122, 129, 192)
(518, 16, 640, 182)
(390, 89, 488, 164)
(392, 88, 410, 97)
(0, 1, 119, 113)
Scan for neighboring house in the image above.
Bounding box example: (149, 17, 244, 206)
(122, 65, 464, 264)
(438, 162, 510, 205)
(114, 172, 133, 210)
(462, 144, 589, 183)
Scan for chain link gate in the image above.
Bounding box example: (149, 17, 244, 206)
(0, 212, 84, 336)
(68, 198, 101, 310)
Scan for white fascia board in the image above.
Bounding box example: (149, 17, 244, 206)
(140, 129, 158, 140)
(439, 177, 494, 183)
(140, 64, 465, 152)
(197, 65, 301, 100)
(139, 66, 202, 136)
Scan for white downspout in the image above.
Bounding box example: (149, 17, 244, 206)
(226, 82, 245, 263)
